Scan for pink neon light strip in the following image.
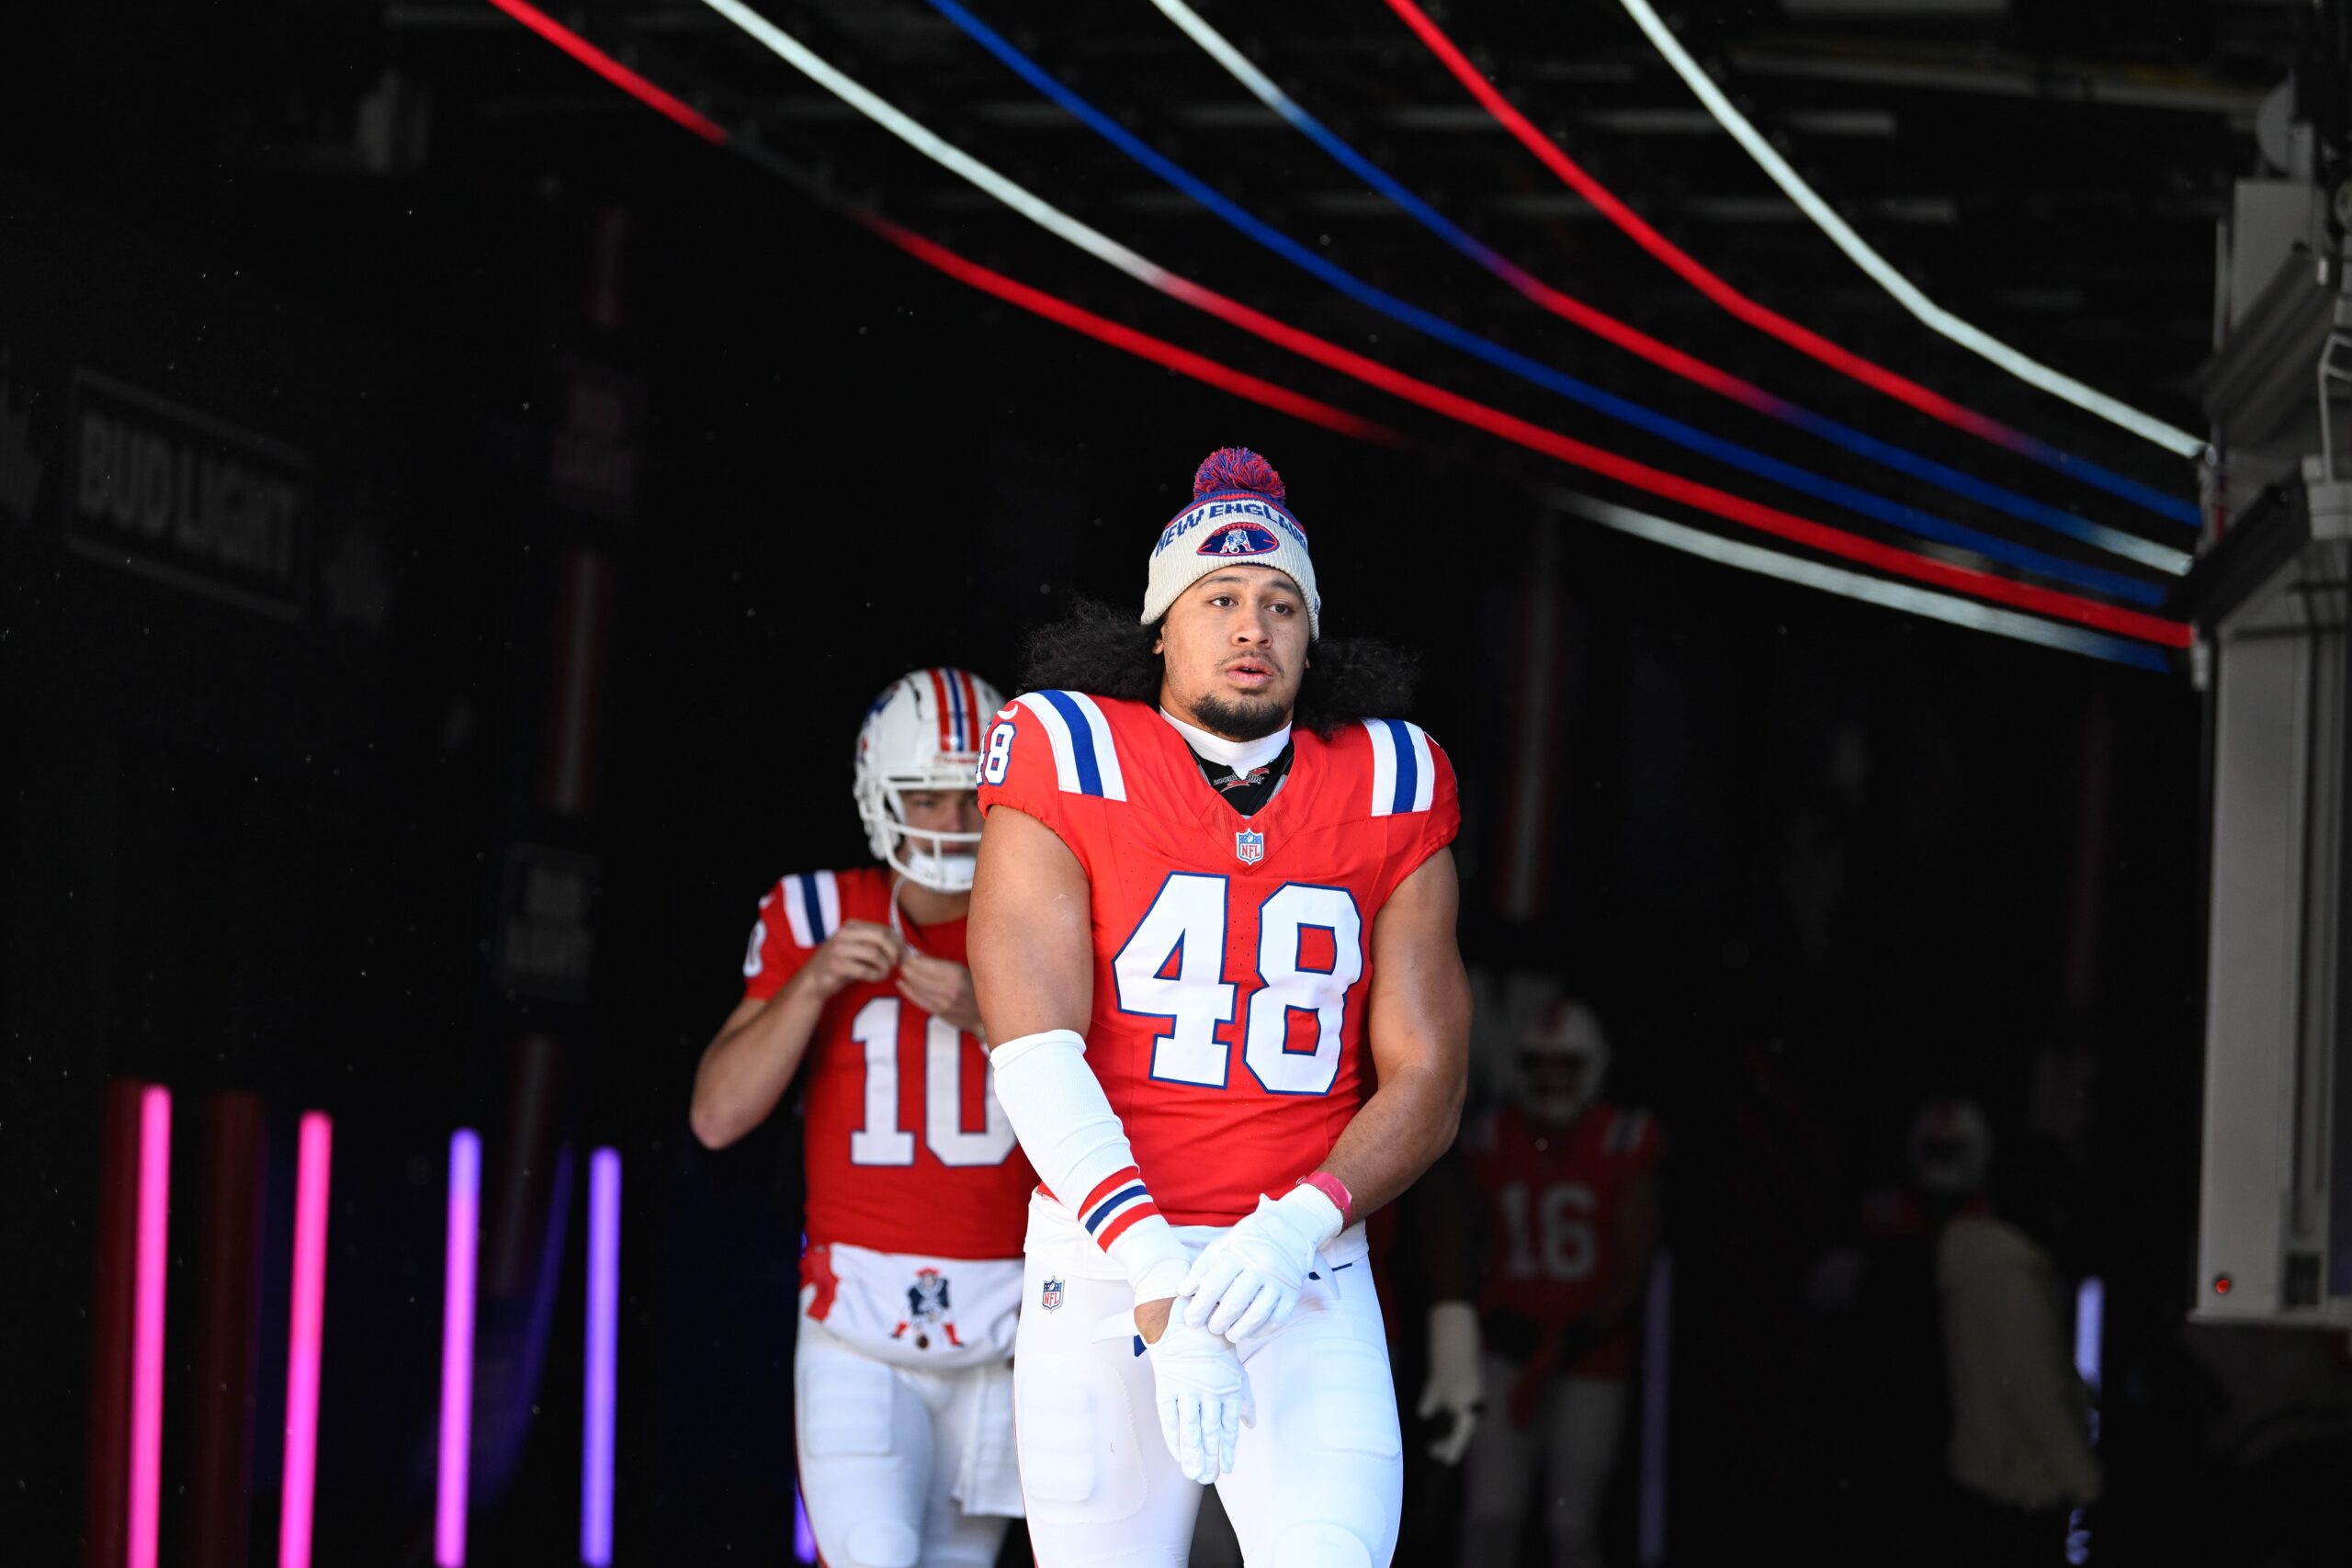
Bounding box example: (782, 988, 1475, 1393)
(128, 1086, 172, 1568)
(435, 1130, 482, 1567)
(277, 1112, 334, 1568)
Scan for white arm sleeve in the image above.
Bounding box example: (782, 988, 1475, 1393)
(989, 1028, 1191, 1300)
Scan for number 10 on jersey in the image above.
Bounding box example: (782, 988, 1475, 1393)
(1113, 874, 1363, 1096)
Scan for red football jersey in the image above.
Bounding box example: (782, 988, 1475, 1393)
(1466, 1101, 1663, 1376)
(741, 866, 1035, 1258)
(975, 691, 1460, 1224)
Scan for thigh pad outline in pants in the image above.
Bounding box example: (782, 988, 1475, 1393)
(1544, 1375, 1629, 1556)
(797, 1328, 930, 1568)
(1460, 1353, 1545, 1529)
(1214, 1272, 1404, 1568)
(1013, 1237, 1201, 1564)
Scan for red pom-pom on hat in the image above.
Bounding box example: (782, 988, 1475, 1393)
(1192, 446, 1285, 502)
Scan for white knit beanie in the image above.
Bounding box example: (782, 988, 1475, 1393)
(1142, 447, 1321, 639)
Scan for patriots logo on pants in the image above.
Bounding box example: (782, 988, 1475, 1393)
(891, 1266, 964, 1350)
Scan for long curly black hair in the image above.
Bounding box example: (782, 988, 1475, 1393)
(1019, 597, 1419, 739)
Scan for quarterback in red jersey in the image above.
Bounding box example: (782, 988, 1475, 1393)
(967, 449, 1472, 1567)
(691, 668, 1035, 1568)
(1459, 999, 1664, 1568)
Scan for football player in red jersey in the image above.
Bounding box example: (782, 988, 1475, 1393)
(967, 448, 1472, 1567)
(691, 668, 1036, 1568)
(1458, 999, 1663, 1568)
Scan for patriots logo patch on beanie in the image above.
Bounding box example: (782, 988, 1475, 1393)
(1142, 446, 1323, 638)
(1197, 519, 1281, 557)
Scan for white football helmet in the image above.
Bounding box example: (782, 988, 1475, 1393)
(1520, 998, 1609, 1124)
(854, 667, 1006, 893)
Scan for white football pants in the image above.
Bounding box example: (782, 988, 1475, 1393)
(1459, 1358, 1629, 1567)
(1013, 1193, 1403, 1568)
(794, 1315, 1016, 1568)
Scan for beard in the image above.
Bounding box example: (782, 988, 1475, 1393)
(1192, 690, 1292, 741)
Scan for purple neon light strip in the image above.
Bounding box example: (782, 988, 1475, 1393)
(1637, 1252, 1671, 1565)
(793, 1483, 818, 1564)
(278, 1112, 334, 1568)
(128, 1086, 172, 1568)
(581, 1148, 620, 1565)
(435, 1130, 482, 1567)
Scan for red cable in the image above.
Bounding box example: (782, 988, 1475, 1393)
(1150, 273, 2188, 647)
(482, 0, 728, 143)
(1383, 0, 2034, 451)
(860, 217, 1406, 446)
(483, 0, 2185, 649)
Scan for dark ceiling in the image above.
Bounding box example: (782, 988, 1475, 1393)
(11, 1, 2320, 610)
(377, 0, 2294, 402)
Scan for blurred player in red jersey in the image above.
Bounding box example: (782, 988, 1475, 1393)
(691, 669, 1036, 1568)
(1459, 999, 1663, 1567)
(967, 448, 1472, 1567)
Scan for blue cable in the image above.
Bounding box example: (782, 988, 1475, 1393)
(926, 0, 2171, 605)
(1208, 48, 2189, 564)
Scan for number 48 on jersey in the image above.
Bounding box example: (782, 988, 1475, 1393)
(1112, 874, 1363, 1096)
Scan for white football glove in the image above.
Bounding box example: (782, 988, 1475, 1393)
(1100, 1311, 1256, 1482)
(1180, 1185, 1344, 1342)
(1417, 1300, 1484, 1465)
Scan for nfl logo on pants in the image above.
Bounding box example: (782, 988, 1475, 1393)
(1235, 829, 1264, 864)
(1041, 1277, 1064, 1312)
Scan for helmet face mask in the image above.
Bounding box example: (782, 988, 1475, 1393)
(854, 669, 1006, 894)
(1906, 1098, 1991, 1198)
(1517, 999, 1609, 1125)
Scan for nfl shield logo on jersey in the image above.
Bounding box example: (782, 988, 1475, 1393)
(1041, 1277, 1064, 1312)
(1235, 829, 1265, 864)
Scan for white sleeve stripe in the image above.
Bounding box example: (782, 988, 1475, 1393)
(1012, 692, 1082, 794)
(780, 877, 814, 947)
(1363, 717, 1399, 818)
(1066, 692, 1128, 802)
(1012, 691, 1128, 801)
(815, 870, 840, 940)
(778, 871, 841, 950)
(1408, 722, 1435, 813)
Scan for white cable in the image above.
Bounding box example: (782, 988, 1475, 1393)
(701, 0, 1173, 293)
(1149, 0, 1298, 122)
(1615, 0, 2205, 458)
(1547, 489, 2167, 670)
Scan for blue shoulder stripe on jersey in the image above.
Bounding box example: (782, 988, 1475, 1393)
(796, 873, 828, 944)
(1036, 688, 1107, 797)
(1382, 718, 1419, 815)
(1082, 1184, 1149, 1232)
